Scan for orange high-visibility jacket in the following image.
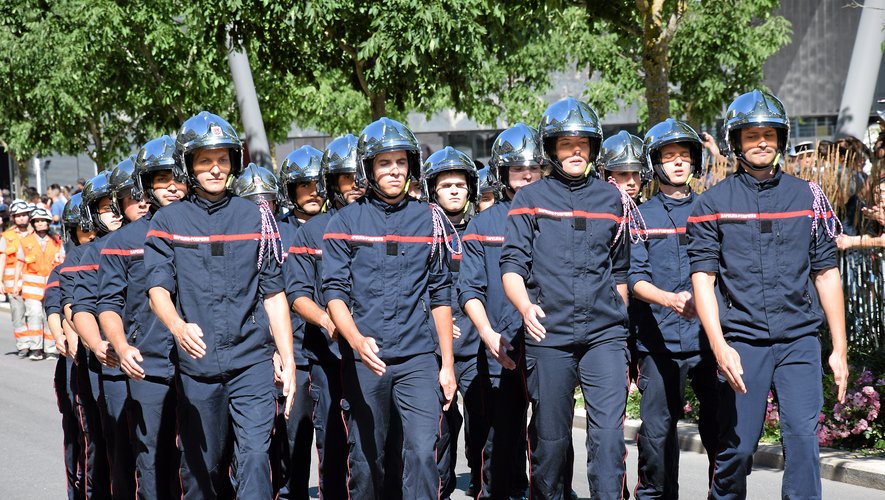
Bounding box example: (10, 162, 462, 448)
(18, 233, 63, 301)
(1, 228, 28, 289)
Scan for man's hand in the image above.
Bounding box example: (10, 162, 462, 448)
(320, 314, 338, 341)
(272, 351, 284, 387)
(53, 333, 68, 357)
(93, 340, 120, 369)
(480, 327, 516, 370)
(667, 291, 697, 319)
(713, 341, 745, 394)
(171, 320, 206, 359)
(829, 350, 848, 404)
(118, 345, 145, 380)
(439, 364, 457, 411)
(861, 205, 885, 225)
(521, 304, 546, 342)
(279, 359, 297, 419)
(10, 284, 21, 297)
(355, 336, 386, 376)
(452, 324, 462, 339)
(700, 131, 721, 158)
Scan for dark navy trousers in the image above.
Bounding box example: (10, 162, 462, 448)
(54, 355, 82, 500)
(341, 352, 442, 500)
(438, 355, 489, 498)
(308, 359, 347, 499)
(77, 350, 110, 499)
(271, 364, 314, 500)
(99, 374, 135, 499)
(710, 335, 823, 500)
(176, 360, 276, 499)
(477, 348, 529, 500)
(127, 376, 180, 500)
(524, 338, 629, 500)
(635, 352, 718, 499)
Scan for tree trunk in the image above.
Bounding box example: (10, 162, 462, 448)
(638, 0, 672, 125)
(370, 92, 387, 120)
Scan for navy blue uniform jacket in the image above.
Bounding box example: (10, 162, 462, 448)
(686, 169, 837, 342)
(58, 243, 90, 310)
(447, 222, 479, 359)
(97, 214, 176, 380)
(629, 191, 707, 354)
(145, 194, 285, 378)
(322, 194, 452, 362)
(286, 209, 340, 364)
(44, 266, 61, 316)
(500, 175, 630, 347)
(278, 215, 309, 367)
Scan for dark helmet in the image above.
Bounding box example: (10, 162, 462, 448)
(477, 166, 500, 200)
(598, 131, 651, 184)
(538, 97, 603, 179)
(279, 145, 325, 211)
(80, 170, 115, 233)
(109, 156, 137, 217)
(175, 111, 243, 188)
(61, 193, 85, 244)
(322, 134, 366, 206)
(358, 117, 421, 197)
(723, 89, 790, 170)
(489, 123, 544, 191)
(643, 119, 704, 186)
(235, 163, 280, 203)
(134, 135, 177, 207)
(421, 146, 479, 209)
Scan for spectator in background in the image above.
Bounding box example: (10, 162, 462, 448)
(73, 178, 86, 194)
(48, 184, 67, 232)
(838, 175, 885, 250)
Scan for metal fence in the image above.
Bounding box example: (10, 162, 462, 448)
(842, 248, 885, 353)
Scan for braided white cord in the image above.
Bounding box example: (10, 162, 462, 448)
(429, 203, 462, 267)
(257, 199, 284, 270)
(809, 181, 842, 238)
(607, 177, 648, 246)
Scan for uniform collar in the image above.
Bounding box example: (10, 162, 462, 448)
(657, 190, 694, 210)
(367, 192, 411, 213)
(190, 192, 231, 214)
(550, 170, 592, 190)
(736, 167, 782, 191)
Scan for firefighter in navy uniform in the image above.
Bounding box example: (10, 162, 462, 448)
(629, 119, 718, 498)
(688, 90, 848, 499)
(145, 111, 296, 499)
(423, 146, 485, 499)
(598, 130, 650, 203)
(286, 133, 365, 499)
(460, 123, 542, 499)
(96, 135, 187, 500)
(501, 97, 631, 500)
(71, 168, 132, 498)
(50, 193, 95, 499)
(476, 166, 498, 213)
(322, 117, 456, 499)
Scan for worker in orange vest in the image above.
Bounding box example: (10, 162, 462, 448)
(1, 200, 35, 357)
(15, 207, 64, 360)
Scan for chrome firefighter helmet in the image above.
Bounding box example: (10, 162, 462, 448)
(175, 111, 243, 188)
(80, 170, 115, 233)
(134, 135, 178, 207)
(598, 131, 651, 184)
(358, 117, 421, 197)
(235, 163, 280, 203)
(723, 90, 790, 170)
(421, 146, 479, 210)
(279, 145, 325, 211)
(538, 97, 603, 179)
(61, 193, 84, 243)
(643, 119, 704, 186)
(489, 123, 544, 191)
(477, 166, 500, 200)
(8, 199, 33, 216)
(322, 134, 366, 206)
(109, 156, 138, 216)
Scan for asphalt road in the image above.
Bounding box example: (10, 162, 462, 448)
(0, 308, 883, 499)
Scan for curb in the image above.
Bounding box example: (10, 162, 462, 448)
(573, 415, 885, 491)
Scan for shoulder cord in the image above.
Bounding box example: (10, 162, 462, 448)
(429, 203, 462, 267)
(809, 181, 843, 238)
(607, 177, 648, 246)
(257, 198, 285, 270)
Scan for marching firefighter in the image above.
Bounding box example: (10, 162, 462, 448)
(2, 200, 34, 357)
(476, 166, 498, 213)
(501, 97, 630, 500)
(145, 111, 296, 498)
(688, 90, 848, 499)
(598, 130, 651, 202)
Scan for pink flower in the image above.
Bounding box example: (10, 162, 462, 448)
(683, 402, 693, 415)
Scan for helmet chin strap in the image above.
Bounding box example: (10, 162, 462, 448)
(737, 152, 781, 172)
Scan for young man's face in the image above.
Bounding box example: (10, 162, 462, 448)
(13, 213, 30, 227)
(335, 173, 365, 205)
(478, 191, 495, 212)
(152, 170, 187, 207)
(508, 164, 543, 192)
(97, 197, 123, 231)
(659, 142, 693, 185)
(192, 147, 231, 195)
(121, 191, 150, 222)
(75, 227, 96, 244)
(371, 150, 409, 199)
(608, 170, 642, 198)
(555, 136, 591, 176)
(33, 219, 49, 232)
(434, 171, 469, 213)
(739, 127, 778, 168)
(294, 181, 324, 215)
